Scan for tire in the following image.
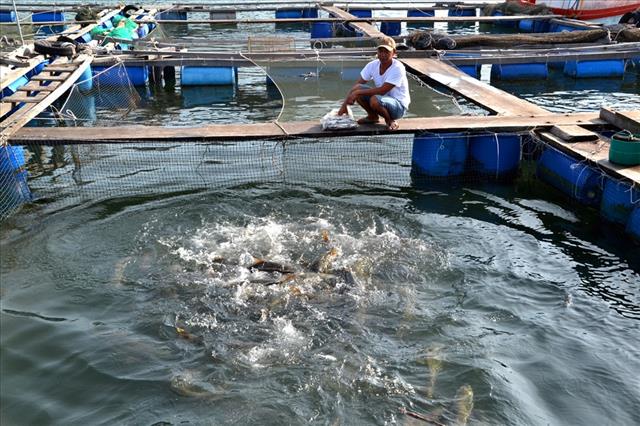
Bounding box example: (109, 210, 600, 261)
(122, 5, 140, 17)
(34, 40, 76, 57)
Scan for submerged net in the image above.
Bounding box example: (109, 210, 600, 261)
(0, 130, 553, 221)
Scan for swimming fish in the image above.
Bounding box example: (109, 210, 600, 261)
(455, 384, 474, 426)
(175, 326, 203, 344)
(425, 346, 443, 399)
(250, 258, 295, 274)
(169, 374, 220, 398)
(309, 247, 339, 273)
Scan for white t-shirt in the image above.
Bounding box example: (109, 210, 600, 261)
(360, 58, 411, 109)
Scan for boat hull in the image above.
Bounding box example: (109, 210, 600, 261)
(521, 0, 640, 20)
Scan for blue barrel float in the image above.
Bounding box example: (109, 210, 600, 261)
(32, 10, 65, 34)
(536, 148, 601, 206)
(0, 145, 32, 207)
(92, 65, 149, 86)
(275, 8, 303, 19)
(600, 178, 640, 225)
(0, 10, 16, 22)
(157, 11, 187, 20)
(77, 66, 93, 93)
(457, 65, 481, 78)
(1, 75, 28, 99)
(411, 133, 468, 178)
(181, 66, 235, 86)
(311, 22, 333, 38)
(302, 8, 318, 18)
(468, 134, 521, 179)
(407, 9, 434, 28)
(491, 10, 517, 27)
(381, 21, 401, 36)
(564, 60, 625, 78)
(491, 63, 548, 80)
(626, 205, 640, 241)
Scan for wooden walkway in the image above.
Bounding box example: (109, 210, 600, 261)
(10, 113, 606, 143)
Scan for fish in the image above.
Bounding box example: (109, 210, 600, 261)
(455, 384, 474, 426)
(425, 346, 443, 399)
(309, 247, 339, 273)
(175, 326, 203, 344)
(250, 258, 295, 274)
(169, 373, 220, 398)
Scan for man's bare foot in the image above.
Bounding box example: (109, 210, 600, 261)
(357, 116, 380, 125)
(387, 120, 399, 130)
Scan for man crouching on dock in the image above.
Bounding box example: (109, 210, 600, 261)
(338, 36, 410, 131)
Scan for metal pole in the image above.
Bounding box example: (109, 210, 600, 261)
(11, 0, 25, 45)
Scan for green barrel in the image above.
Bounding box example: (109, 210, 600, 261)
(609, 131, 640, 166)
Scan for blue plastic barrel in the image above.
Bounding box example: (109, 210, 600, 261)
(491, 63, 548, 80)
(457, 64, 481, 78)
(468, 134, 521, 178)
(182, 85, 234, 108)
(626, 205, 640, 241)
(0, 145, 25, 174)
(77, 66, 93, 93)
(536, 148, 601, 206)
(491, 10, 517, 27)
(311, 22, 333, 38)
(564, 60, 625, 78)
(449, 8, 476, 17)
(302, 8, 318, 18)
(412, 133, 468, 177)
(349, 9, 372, 18)
(92, 65, 149, 86)
(2, 75, 28, 98)
(0, 10, 16, 22)
(103, 19, 113, 29)
(181, 66, 235, 86)
(600, 178, 640, 225)
(275, 9, 303, 19)
(381, 22, 401, 36)
(79, 32, 92, 43)
(32, 11, 65, 34)
(550, 22, 584, 32)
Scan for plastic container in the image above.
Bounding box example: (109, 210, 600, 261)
(181, 66, 235, 86)
(491, 63, 548, 80)
(302, 8, 318, 18)
(457, 64, 481, 78)
(0, 145, 25, 174)
(311, 22, 333, 39)
(2, 75, 28, 98)
(32, 11, 65, 34)
(0, 10, 16, 22)
(412, 133, 468, 177)
(275, 9, 303, 19)
(518, 19, 549, 33)
(381, 22, 401, 36)
(609, 131, 640, 166)
(564, 60, 625, 78)
(491, 10, 516, 27)
(156, 11, 187, 20)
(536, 148, 601, 206)
(600, 178, 640, 225)
(77, 66, 93, 93)
(92, 65, 149, 86)
(468, 134, 521, 178)
(349, 9, 372, 18)
(448, 8, 476, 17)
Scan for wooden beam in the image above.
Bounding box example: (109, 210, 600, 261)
(16, 81, 60, 92)
(10, 112, 607, 144)
(319, 6, 385, 38)
(1, 93, 48, 104)
(536, 130, 640, 184)
(550, 125, 599, 142)
(400, 58, 549, 116)
(600, 108, 640, 134)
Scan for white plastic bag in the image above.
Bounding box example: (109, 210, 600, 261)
(320, 107, 358, 130)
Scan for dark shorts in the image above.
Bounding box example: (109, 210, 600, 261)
(358, 84, 406, 120)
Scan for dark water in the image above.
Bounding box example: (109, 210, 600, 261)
(3, 1, 640, 425)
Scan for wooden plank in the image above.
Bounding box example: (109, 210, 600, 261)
(1, 55, 93, 139)
(537, 131, 640, 184)
(16, 81, 60, 92)
(1, 93, 48, 104)
(320, 5, 385, 38)
(10, 112, 606, 144)
(600, 108, 640, 133)
(400, 58, 548, 116)
(550, 125, 599, 142)
(41, 65, 81, 72)
(0, 103, 12, 119)
(31, 75, 71, 82)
